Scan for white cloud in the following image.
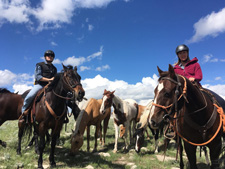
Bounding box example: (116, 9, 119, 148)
(87, 46, 103, 61)
(0, 0, 124, 31)
(203, 84, 225, 99)
(202, 54, 218, 63)
(215, 77, 222, 81)
(82, 74, 158, 105)
(74, 0, 116, 8)
(0, 0, 30, 25)
(88, 24, 94, 31)
(13, 84, 32, 94)
(95, 64, 110, 71)
(63, 56, 86, 67)
(0, 69, 17, 86)
(51, 41, 58, 46)
(80, 66, 91, 71)
(188, 7, 225, 43)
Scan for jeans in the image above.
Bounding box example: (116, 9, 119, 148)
(21, 84, 43, 113)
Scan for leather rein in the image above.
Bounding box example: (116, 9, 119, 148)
(43, 72, 82, 121)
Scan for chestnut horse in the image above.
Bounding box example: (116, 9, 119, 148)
(99, 89, 138, 153)
(149, 65, 223, 169)
(17, 65, 85, 169)
(70, 98, 111, 153)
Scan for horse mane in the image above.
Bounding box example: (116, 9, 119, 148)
(46, 73, 62, 92)
(138, 100, 153, 129)
(73, 109, 85, 136)
(0, 88, 11, 93)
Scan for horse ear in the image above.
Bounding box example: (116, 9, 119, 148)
(157, 66, 163, 76)
(74, 66, 77, 71)
(112, 90, 115, 94)
(168, 64, 176, 78)
(62, 64, 67, 71)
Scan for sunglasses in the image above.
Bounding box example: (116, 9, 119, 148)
(45, 54, 54, 57)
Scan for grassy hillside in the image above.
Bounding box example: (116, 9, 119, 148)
(0, 116, 224, 169)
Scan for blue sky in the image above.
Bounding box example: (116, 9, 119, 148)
(1, 0, 225, 104)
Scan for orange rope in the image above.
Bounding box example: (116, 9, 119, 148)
(174, 106, 222, 146)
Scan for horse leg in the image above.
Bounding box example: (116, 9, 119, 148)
(38, 134, 45, 169)
(99, 123, 103, 146)
(123, 123, 129, 150)
(154, 129, 159, 153)
(17, 120, 25, 155)
(183, 142, 197, 169)
(209, 137, 222, 169)
(86, 125, 90, 152)
(202, 146, 210, 166)
(113, 123, 119, 153)
(33, 124, 39, 154)
(93, 124, 100, 152)
(131, 120, 136, 144)
(178, 137, 184, 169)
(49, 134, 57, 168)
(103, 114, 110, 146)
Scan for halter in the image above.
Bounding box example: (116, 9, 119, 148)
(152, 75, 188, 120)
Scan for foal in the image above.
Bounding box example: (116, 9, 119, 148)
(100, 89, 138, 153)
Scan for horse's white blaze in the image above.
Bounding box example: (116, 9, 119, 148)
(100, 95, 107, 113)
(135, 135, 140, 151)
(150, 82, 164, 121)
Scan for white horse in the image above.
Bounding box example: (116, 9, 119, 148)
(100, 89, 138, 153)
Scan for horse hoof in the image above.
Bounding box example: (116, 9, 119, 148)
(113, 149, 117, 153)
(1, 142, 6, 148)
(50, 162, 56, 168)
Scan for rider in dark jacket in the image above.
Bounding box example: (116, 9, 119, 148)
(21, 50, 57, 117)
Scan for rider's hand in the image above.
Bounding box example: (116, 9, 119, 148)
(189, 77, 195, 82)
(49, 77, 54, 82)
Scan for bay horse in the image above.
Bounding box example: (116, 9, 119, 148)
(0, 88, 31, 147)
(99, 89, 138, 153)
(70, 98, 111, 153)
(149, 64, 223, 169)
(17, 65, 85, 169)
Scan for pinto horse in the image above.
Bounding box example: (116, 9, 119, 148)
(17, 65, 85, 169)
(100, 89, 138, 153)
(149, 65, 223, 169)
(70, 98, 111, 153)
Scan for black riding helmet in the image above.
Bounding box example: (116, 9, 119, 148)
(175, 44, 189, 55)
(44, 50, 55, 58)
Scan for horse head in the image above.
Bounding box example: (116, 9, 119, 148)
(133, 125, 145, 153)
(62, 64, 85, 102)
(70, 130, 83, 154)
(100, 89, 115, 114)
(149, 64, 182, 129)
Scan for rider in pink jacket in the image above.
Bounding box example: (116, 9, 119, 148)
(173, 44, 203, 84)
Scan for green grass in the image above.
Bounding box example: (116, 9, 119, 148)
(0, 116, 224, 169)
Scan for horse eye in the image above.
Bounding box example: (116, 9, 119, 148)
(164, 92, 170, 98)
(75, 141, 79, 144)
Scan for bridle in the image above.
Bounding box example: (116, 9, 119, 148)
(52, 71, 83, 101)
(152, 75, 188, 120)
